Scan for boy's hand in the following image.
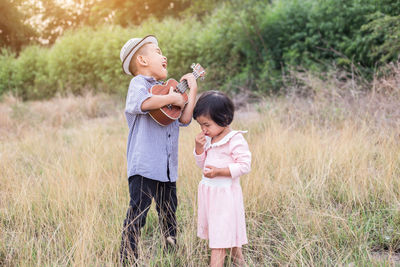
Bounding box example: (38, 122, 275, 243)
(168, 86, 185, 109)
(178, 73, 198, 124)
(180, 73, 198, 92)
(195, 132, 206, 155)
(203, 165, 219, 178)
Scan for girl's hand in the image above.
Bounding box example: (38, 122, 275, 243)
(195, 132, 206, 155)
(203, 165, 219, 178)
(204, 165, 231, 178)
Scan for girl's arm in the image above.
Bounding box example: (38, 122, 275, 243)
(194, 150, 206, 169)
(203, 166, 230, 177)
(204, 133, 251, 178)
(194, 132, 206, 168)
(227, 133, 251, 178)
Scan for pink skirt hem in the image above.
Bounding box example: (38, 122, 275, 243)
(197, 181, 247, 248)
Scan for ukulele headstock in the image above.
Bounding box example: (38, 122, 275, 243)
(191, 63, 206, 81)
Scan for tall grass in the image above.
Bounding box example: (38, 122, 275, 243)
(1, 67, 400, 265)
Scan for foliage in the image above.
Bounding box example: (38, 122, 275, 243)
(0, 0, 36, 51)
(361, 12, 400, 64)
(94, 0, 190, 27)
(180, 0, 226, 18)
(11, 46, 49, 99)
(8, 0, 194, 46)
(253, 0, 400, 68)
(1, 0, 400, 99)
(0, 49, 16, 96)
(17, 0, 100, 45)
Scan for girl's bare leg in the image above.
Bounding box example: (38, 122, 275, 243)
(210, 248, 226, 267)
(231, 247, 245, 266)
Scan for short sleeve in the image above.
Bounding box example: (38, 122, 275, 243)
(228, 133, 251, 178)
(179, 118, 191, 127)
(125, 80, 153, 115)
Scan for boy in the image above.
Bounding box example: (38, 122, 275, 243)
(119, 35, 198, 263)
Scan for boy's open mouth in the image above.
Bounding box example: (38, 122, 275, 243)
(162, 62, 167, 69)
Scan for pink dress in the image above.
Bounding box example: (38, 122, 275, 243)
(193, 130, 251, 248)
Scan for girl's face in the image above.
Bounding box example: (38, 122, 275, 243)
(196, 115, 227, 138)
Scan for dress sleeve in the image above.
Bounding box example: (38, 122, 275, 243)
(193, 148, 206, 169)
(125, 80, 153, 115)
(228, 133, 251, 178)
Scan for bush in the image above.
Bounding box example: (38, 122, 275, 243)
(1, 0, 400, 99)
(46, 26, 129, 96)
(12, 45, 49, 99)
(360, 12, 400, 64)
(0, 49, 16, 97)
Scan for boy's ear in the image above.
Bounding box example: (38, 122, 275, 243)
(137, 55, 148, 66)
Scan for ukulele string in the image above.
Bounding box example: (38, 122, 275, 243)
(176, 66, 202, 93)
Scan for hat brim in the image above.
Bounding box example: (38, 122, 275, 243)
(122, 35, 158, 75)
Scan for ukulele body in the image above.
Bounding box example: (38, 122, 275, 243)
(149, 79, 189, 126)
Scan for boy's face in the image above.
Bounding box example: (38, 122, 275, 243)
(142, 43, 168, 80)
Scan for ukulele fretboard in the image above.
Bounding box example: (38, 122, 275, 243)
(176, 70, 201, 94)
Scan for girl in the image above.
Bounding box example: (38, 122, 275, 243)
(193, 91, 251, 267)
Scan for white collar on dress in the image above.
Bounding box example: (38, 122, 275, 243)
(204, 130, 247, 150)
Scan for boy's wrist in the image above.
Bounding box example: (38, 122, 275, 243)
(166, 94, 177, 105)
(188, 88, 197, 99)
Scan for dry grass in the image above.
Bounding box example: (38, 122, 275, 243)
(1, 65, 400, 266)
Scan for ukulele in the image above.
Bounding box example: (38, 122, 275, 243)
(149, 63, 206, 126)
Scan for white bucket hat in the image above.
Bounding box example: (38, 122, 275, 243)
(120, 35, 158, 75)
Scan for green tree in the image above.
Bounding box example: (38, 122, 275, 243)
(15, 0, 195, 44)
(0, 0, 36, 51)
(90, 0, 190, 27)
(19, 0, 96, 45)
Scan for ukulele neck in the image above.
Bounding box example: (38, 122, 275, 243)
(175, 71, 201, 94)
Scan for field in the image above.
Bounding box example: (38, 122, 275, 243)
(1, 68, 400, 266)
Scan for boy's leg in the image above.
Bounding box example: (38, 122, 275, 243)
(154, 181, 178, 247)
(120, 175, 156, 262)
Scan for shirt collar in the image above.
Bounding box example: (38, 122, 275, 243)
(135, 74, 158, 83)
(204, 130, 247, 150)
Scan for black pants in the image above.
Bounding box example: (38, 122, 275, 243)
(120, 175, 177, 261)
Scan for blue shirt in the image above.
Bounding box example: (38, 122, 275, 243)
(125, 75, 189, 182)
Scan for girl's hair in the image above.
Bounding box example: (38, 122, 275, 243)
(193, 90, 234, 127)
